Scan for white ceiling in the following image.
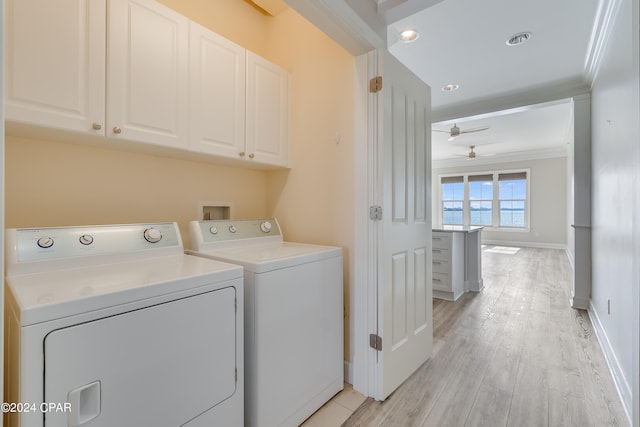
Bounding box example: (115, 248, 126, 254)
(431, 99, 573, 165)
(387, 0, 600, 111)
(285, 0, 606, 165)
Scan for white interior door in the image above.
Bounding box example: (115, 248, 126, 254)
(375, 49, 432, 400)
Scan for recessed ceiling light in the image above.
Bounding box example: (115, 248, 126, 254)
(442, 84, 459, 92)
(399, 29, 419, 42)
(506, 32, 532, 46)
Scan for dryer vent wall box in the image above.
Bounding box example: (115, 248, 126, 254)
(198, 201, 232, 220)
(187, 218, 344, 427)
(5, 222, 245, 427)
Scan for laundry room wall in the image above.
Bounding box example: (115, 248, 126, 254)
(4, 136, 269, 247)
(262, 9, 356, 364)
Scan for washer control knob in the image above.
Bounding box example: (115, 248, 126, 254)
(79, 234, 94, 245)
(209, 226, 218, 235)
(260, 221, 272, 233)
(228, 225, 237, 234)
(37, 236, 54, 249)
(143, 228, 163, 243)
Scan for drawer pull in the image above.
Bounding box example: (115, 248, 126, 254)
(433, 278, 441, 283)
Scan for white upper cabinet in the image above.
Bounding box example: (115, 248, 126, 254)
(108, 0, 189, 149)
(189, 21, 246, 159)
(5, 0, 288, 167)
(5, 0, 106, 135)
(6, 0, 189, 149)
(189, 28, 289, 167)
(246, 52, 289, 167)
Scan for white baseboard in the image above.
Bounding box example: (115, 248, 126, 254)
(344, 360, 353, 384)
(588, 302, 633, 425)
(482, 239, 567, 250)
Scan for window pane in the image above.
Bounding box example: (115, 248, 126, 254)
(443, 201, 463, 225)
(442, 182, 464, 201)
(500, 201, 525, 227)
(470, 201, 492, 225)
(499, 179, 526, 199)
(469, 181, 493, 200)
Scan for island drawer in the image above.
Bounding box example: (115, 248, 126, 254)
(432, 272, 450, 291)
(432, 259, 450, 274)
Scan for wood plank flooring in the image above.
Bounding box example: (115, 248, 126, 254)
(343, 246, 628, 427)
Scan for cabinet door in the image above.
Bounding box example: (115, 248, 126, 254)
(108, 0, 189, 149)
(4, 0, 106, 135)
(189, 22, 246, 158)
(246, 52, 289, 167)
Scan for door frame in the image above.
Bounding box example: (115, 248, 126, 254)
(352, 50, 379, 398)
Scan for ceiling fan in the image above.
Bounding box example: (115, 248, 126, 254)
(454, 146, 495, 160)
(434, 123, 490, 141)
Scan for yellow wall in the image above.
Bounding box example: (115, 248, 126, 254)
(5, 136, 268, 247)
(155, 0, 268, 56)
(263, 9, 356, 359)
(5, 1, 356, 362)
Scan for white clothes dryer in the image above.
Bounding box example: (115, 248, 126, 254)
(5, 223, 244, 427)
(187, 218, 343, 427)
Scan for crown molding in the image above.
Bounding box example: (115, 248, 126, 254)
(584, 0, 623, 85)
(433, 147, 568, 169)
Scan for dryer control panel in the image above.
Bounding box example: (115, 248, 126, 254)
(190, 218, 282, 246)
(6, 223, 183, 275)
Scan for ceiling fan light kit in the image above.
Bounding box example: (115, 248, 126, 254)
(453, 145, 496, 160)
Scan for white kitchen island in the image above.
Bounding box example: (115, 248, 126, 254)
(432, 226, 483, 301)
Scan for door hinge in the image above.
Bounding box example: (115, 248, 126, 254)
(369, 205, 382, 221)
(369, 334, 382, 351)
(369, 76, 383, 93)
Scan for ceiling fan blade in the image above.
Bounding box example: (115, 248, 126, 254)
(432, 129, 451, 133)
(459, 126, 490, 134)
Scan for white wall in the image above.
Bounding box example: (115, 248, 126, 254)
(432, 156, 567, 248)
(589, 0, 640, 421)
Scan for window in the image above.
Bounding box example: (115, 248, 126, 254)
(442, 176, 463, 225)
(469, 174, 493, 226)
(439, 170, 529, 229)
(499, 172, 527, 227)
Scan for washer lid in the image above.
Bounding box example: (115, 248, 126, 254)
(6, 254, 242, 326)
(187, 241, 342, 273)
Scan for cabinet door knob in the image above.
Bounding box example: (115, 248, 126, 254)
(92, 122, 102, 131)
(248, 153, 255, 159)
(239, 151, 246, 157)
(113, 126, 122, 134)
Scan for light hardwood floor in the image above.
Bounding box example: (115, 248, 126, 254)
(341, 246, 628, 427)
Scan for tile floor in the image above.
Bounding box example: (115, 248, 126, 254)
(301, 383, 367, 426)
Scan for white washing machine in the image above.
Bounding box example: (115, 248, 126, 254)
(187, 218, 343, 427)
(5, 223, 244, 427)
